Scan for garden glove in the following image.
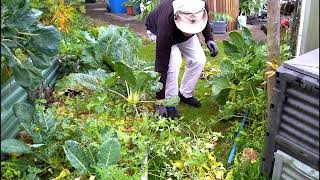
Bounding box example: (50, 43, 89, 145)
(155, 105, 168, 117)
(207, 40, 218, 57)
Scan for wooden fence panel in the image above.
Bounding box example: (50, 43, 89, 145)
(207, 0, 239, 31)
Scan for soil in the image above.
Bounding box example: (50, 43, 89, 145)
(85, 0, 267, 42)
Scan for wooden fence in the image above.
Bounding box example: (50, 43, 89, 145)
(206, 0, 240, 31)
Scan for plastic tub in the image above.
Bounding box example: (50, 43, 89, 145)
(272, 150, 319, 180)
(210, 21, 227, 34)
(109, 0, 127, 14)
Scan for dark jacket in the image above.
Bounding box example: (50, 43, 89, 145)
(145, 0, 213, 99)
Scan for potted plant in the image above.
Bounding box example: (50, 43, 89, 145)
(129, 0, 142, 15)
(238, 0, 265, 28)
(209, 12, 234, 34)
(124, 1, 134, 15)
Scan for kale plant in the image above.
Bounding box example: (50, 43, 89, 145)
(1, 0, 60, 89)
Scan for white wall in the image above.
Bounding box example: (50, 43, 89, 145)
(296, 0, 319, 56)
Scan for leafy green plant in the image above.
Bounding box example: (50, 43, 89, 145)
(136, 0, 160, 20)
(1, 0, 60, 89)
(30, 0, 83, 31)
(79, 25, 144, 71)
(63, 138, 121, 176)
(240, 0, 266, 15)
(232, 158, 267, 180)
(109, 62, 162, 105)
(56, 25, 162, 107)
(207, 27, 266, 105)
(166, 133, 226, 179)
(209, 12, 234, 22)
(54, 69, 110, 94)
(1, 102, 125, 178)
(1, 161, 22, 179)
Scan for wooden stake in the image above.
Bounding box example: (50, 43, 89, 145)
(267, 0, 281, 106)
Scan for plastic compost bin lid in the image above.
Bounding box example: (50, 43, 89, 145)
(283, 48, 319, 79)
(273, 150, 319, 179)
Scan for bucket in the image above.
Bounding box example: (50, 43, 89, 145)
(109, 0, 127, 14)
(238, 12, 247, 30)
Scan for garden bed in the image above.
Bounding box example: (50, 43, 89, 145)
(0, 0, 296, 179)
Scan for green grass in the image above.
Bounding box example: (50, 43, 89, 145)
(138, 39, 156, 62)
(138, 39, 233, 164)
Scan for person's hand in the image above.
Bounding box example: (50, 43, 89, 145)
(155, 105, 167, 117)
(207, 40, 218, 57)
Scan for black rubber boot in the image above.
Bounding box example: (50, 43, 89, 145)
(179, 91, 201, 108)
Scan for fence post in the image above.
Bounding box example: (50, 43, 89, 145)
(267, 0, 281, 106)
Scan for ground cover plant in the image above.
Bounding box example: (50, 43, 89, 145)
(1, 1, 293, 179)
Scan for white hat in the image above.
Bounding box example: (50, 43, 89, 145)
(172, 0, 208, 34)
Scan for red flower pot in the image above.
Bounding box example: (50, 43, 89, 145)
(126, 5, 134, 15)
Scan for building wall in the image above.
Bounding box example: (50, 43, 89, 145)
(296, 0, 319, 56)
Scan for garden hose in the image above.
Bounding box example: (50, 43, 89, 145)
(227, 111, 249, 167)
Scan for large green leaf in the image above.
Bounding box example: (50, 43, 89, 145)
(63, 140, 91, 174)
(220, 59, 234, 76)
(55, 69, 107, 93)
(13, 8, 41, 29)
(27, 51, 51, 69)
(133, 71, 161, 92)
(12, 64, 32, 88)
(1, 0, 60, 89)
(229, 32, 245, 52)
(98, 25, 121, 41)
(1, 43, 16, 67)
(222, 40, 240, 56)
(13, 103, 58, 143)
(1, 139, 31, 154)
(30, 25, 60, 56)
(97, 138, 121, 168)
(1, 0, 25, 9)
(242, 27, 252, 40)
(1, 28, 18, 45)
(13, 103, 44, 143)
(24, 62, 43, 89)
(37, 110, 57, 134)
(211, 76, 232, 105)
(214, 88, 232, 105)
(81, 48, 102, 70)
(13, 103, 36, 136)
(113, 61, 136, 87)
(81, 31, 96, 44)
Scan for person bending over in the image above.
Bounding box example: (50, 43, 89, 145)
(145, 0, 218, 118)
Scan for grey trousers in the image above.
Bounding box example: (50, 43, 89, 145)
(147, 31, 206, 99)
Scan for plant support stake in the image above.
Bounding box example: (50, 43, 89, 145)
(227, 111, 248, 167)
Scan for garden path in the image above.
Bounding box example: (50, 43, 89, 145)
(85, 0, 267, 42)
